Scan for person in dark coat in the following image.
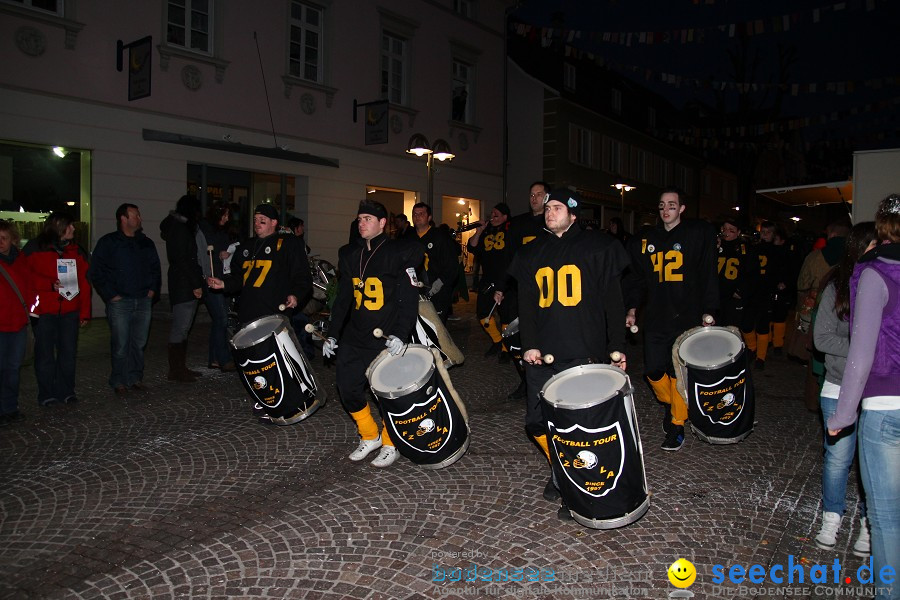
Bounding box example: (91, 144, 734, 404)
(160, 194, 204, 382)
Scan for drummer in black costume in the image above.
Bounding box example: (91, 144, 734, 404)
(325, 200, 424, 468)
(467, 202, 512, 359)
(207, 203, 311, 325)
(717, 218, 760, 339)
(495, 181, 551, 399)
(624, 187, 719, 452)
(507, 189, 629, 520)
(411, 202, 457, 323)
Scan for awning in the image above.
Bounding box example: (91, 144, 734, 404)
(755, 181, 851, 207)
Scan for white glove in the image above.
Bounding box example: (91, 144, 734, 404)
(385, 335, 404, 356)
(323, 337, 338, 358)
(429, 278, 443, 295)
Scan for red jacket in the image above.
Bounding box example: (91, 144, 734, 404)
(21, 240, 91, 320)
(0, 248, 29, 332)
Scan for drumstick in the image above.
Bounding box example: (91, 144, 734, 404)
(610, 351, 623, 362)
(373, 327, 384, 339)
(207, 245, 215, 275)
(303, 323, 328, 341)
(278, 303, 287, 311)
(703, 314, 715, 325)
(628, 325, 639, 333)
(543, 353, 554, 364)
(482, 302, 499, 328)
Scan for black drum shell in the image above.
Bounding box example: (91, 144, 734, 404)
(542, 366, 648, 528)
(230, 316, 319, 420)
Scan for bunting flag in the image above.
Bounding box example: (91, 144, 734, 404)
(554, 44, 900, 96)
(511, 0, 886, 46)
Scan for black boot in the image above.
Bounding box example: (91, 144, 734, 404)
(180, 341, 203, 377)
(168, 343, 197, 382)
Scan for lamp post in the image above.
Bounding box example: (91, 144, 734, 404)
(612, 182, 636, 222)
(407, 134, 455, 209)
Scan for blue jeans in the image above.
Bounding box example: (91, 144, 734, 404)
(858, 409, 900, 600)
(169, 300, 198, 344)
(107, 297, 152, 388)
(821, 395, 866, 516)
(204, 292, 231, 366)
(33, 311, 79, 403)
(0, 327, 27, 415)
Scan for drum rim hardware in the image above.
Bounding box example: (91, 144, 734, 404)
(367, 344, 437, 399)
(231, 314, 291, 349)
(677, 326, 743, 371)
(540, 364, 632, 410)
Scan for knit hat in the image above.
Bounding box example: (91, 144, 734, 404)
(545, 189, 581, 216)
(494, 202, 511, 217)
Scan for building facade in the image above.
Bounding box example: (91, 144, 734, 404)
(0, 0, 508, 310)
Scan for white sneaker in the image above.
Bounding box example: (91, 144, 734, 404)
(814, 511, 842, 550)
(852, 517, 870, 557)
(349, 435, 382, 461)
(371, 445, 400, 468)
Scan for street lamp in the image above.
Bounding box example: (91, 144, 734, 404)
(407, 134, 455, 209)
(612, 183, 636, 221)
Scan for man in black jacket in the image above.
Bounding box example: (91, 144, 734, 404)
(325, 200, 424, 468)
(90, 203, 161, 396)
(508, 189, 629, 518)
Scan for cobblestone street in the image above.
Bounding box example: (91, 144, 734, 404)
(0, 297, 870, 599)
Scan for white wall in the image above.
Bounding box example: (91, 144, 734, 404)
(853, 148, 900, 223)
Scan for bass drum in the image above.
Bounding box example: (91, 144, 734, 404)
(367, 345, 469, 469)
(673, 325, 755, 444)
(541, 364, 650, 529)
(230, 314, 325, 425)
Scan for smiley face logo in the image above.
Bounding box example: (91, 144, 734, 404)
(667, 558, 696, 588)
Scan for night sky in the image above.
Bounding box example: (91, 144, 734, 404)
(510, 0, 899, 152)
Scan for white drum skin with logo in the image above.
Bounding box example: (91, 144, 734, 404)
(231, 314, 324, 425)
(541, 364, 650, 529)
(367, 345, 469, 469)
(674, 326, 755, 444)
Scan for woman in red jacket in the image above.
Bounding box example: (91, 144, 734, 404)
(0, 221, 30, 424)
(21, 212, 91, 406)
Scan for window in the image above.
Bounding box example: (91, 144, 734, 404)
(569, 125, 593, 167)
(648, 107, 656, 129)
(603, 136, 625, 175)
(289, 1, 323, 83)
(381, 32, 407, 105)
(4, 0, 61, 15)
(453, 0, 472, 18)
(611, 88, 622, 115)
(634, 149, 647, 182)
(166, 0, 212, 54)
(564, 63, 576, 91)
(451, 59, 473, 123)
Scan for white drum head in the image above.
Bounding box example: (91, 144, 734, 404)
(678, 327, 743, 370)
(542, 364, 628, 410)
(231, 315, 287, 349)
(369, 345, 435, 397)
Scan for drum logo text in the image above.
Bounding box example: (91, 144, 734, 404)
(238, 353, 284, 408)
(548, 421, 625, 498)
(388, 388, 454, 454)
(693, 371, 747, 425)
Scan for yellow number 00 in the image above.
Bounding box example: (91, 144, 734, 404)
(535, 265, 582, 308)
